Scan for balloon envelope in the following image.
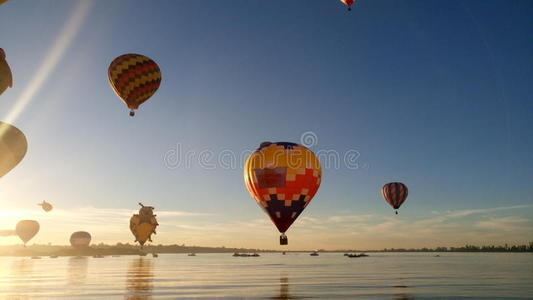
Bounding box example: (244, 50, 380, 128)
(38, 201, 53, 212)
(15, 220, 39, 245)
(381, 182, 408, 211)
(70, 231, 91, 249)
(129, 203, 158, 246)
(340, 0, 355, 8)
(108, 54, 161, 116)
(130, 221, 155, 246)
(244, 142, 322, 233)
(0, 48, 13, 95)
(0, 122, 27, 178)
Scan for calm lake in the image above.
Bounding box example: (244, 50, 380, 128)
(0, 253, 532, 299)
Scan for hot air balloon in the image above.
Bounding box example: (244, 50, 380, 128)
(381, 182, 408, 214)
(15, 220, 39, 246)
(340, 0, 355, 11)
(108, 54, 161, 117)
(0, 48, 13, 96)
(0, 122, 27, 178)
(130, 203, 158, 247)
(244, 142, 322, 245)
(0, 1, 10, 6)
(70, 231, 91, 249)
(38, 201, 53, 212)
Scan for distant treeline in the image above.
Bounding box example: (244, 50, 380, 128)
(2, 242, 533, 257)
(98, 242, 272, 254)
(379, 242, 533, 253)
(0, 243, 271, 257)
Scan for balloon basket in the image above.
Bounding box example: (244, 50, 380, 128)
(129, 110, 135, 117)
(280, 234, 288, 245)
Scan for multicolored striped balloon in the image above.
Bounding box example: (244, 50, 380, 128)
(244, 142, 322, 245)
(382, 182, 408, 214)
(108, 54, 161, 116)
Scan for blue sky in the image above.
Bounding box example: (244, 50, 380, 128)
(0, 0, 531, 249)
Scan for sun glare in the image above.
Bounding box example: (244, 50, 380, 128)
(2, 1, 92, 125)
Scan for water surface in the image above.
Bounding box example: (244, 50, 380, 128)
(0, 253, 531, 299)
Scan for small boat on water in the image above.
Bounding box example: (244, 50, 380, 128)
(233, 253, 260, 257)
(188, 253, 196, 256)
(152, 253, 159, 258)
(310, 251, 319, 256)
(92, 255, 104, 258)
(346, 253, 368, 258)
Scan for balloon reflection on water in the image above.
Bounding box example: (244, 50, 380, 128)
(67, 256, 89, 285)
(126, 258, 154, 300)
(270, 273, 302, 300)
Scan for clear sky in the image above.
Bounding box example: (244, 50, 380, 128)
(0, 0, 532, 250)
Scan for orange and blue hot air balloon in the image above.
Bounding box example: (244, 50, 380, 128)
(381, 182, 408, 214)
(108, 54, 161, 117)
(244, 142, 322, 245)
(340, 0, 356, 11)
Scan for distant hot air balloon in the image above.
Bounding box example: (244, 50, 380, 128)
(381, 182, 408, 214)
(0, 122, 27, 178)
(0, 48, 13, 96)
(15, 220, 39, 246)
(130, 203, 159, 247)
(38, 201, 53, 212)
(108, 54, 161, 117)
(340, 0, 355, 11)
(70, 231, 91, 249)
(244, 142, 322, 245)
